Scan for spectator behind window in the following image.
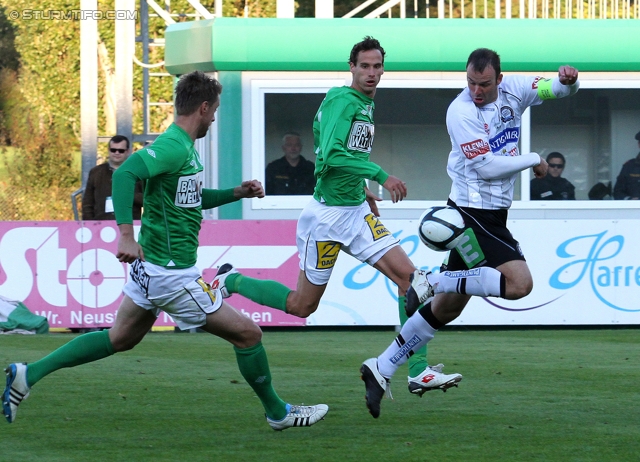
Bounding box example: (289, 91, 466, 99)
(265, 132, 315, 195)
(613, 130, 640, 200)
(530, 152, 575, 200)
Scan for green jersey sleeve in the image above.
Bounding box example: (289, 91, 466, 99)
(201, 188, 237, 209)
(113, 153, 150, 225)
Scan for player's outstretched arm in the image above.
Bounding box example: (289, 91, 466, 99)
(381, 175, 407, 203)
(201, 180, 264, 210)
(235, 180, 265, 199)
(476, 152, 542, 180)
(544, 66, 579, 99)
(532, 157, 549, 179)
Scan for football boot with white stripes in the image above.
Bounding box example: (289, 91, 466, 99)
(3, 363, 30, 423)
(266, 403, 329, 431)
(405, 269, 435, 317)
(408, 363, 462, 397)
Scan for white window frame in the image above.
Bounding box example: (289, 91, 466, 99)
(242, 71, 640, 219)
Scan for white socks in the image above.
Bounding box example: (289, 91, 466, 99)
(430, 267, 503, 298)
(377, 312, 437, 378)
(376, 267, 503, 380)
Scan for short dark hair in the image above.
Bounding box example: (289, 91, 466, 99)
(282, 132, 301, 143)
(546, 151, 566, 164)
(349, 36, 385, 66)
(109, 135, 130, 149)
(466, 48, 501, 78)
(174, 71, 223, 116)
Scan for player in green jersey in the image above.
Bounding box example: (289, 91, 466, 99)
(210, 38, 461, 414)
(3, 71, 328, 431)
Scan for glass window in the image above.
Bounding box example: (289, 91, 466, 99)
(263, 87, 462, 202)
(246, 73, 640, 218)
(264, 92, 325, 174)
(371, 88, 461, 201)
(247, 77, 346, 213)
(531, 88, 640, 201)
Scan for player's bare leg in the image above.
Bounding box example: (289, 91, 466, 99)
(496, 260, 533, 300)
(199, 300, 262, 348)
(108, 296, 158, 351)
(284, 270, 327, 318)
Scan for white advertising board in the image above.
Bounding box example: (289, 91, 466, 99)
(308, 218, 640, 326)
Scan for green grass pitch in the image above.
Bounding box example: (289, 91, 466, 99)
(1, 329, 639, 461)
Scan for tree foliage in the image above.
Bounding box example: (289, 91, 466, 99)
(0, 0, 80, 220)
(0, 68, 79, 220)
(0, 0, 284, 221)
(1, 0, 456, 221)
(0, 8, 19, 71)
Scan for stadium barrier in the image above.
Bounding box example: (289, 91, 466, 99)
(0, 219, 638, 328)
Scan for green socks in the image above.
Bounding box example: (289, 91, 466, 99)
(398, 295, 428, 378)
(234, 342, 288, 420)
(26, 329, 115, 387)
(226, 273, 291, 313)
(25, 331, 289, 422)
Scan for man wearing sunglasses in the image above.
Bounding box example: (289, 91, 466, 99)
(82, 135, 144, 220)
(530, 152, 576, 200)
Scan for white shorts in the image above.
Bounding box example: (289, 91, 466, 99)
(123, 259, 223, 330)
(296, 199, 400, 285)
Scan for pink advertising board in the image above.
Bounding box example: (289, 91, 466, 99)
(0, 221, 305, 328)
(3, 218, 638, 329)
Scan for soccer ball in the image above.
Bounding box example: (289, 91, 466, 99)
(417, 206, 466, 252)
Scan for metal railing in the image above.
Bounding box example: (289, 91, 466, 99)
(344, 0, 639, 18)
(71, 188, 84, 221)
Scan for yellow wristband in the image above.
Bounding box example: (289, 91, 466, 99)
(537, 78, 556, 100)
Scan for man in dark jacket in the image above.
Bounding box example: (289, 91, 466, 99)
(82, 135, 144, 220)
(613, 131, 640, 200)
(265, 132, 315, 195)
(530, 151, 575, 200)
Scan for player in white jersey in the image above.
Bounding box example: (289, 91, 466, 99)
(447, 74, 571, 209)
(360, 48, 579, 418)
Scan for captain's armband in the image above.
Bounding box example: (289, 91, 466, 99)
(536, 78, 556, 100)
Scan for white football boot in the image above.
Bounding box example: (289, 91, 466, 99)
(210, 263, 238, 298)
(3, 363, 30, 424)
(405, 269, 435, 317)
(266, 404, 329, 431)
(408, 363, 462, 397)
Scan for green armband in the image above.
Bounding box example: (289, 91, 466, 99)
(537, 78, 556, 100)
